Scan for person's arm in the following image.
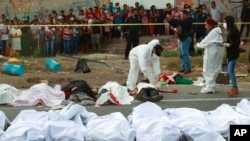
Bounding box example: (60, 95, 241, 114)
(156, 87, 177, 93)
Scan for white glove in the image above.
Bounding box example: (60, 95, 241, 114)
(223, 43, 230, 47)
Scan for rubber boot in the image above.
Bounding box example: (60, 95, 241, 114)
(227, 88, 239, 97)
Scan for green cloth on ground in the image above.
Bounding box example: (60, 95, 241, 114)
(175, 78, 193, 84)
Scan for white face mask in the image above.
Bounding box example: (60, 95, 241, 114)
(223, 23, 227, 29)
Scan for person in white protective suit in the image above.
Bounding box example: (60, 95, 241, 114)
(196, 18, 225, 94)
(126, 39, 163, 92)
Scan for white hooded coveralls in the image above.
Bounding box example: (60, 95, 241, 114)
(126, 39, 161, 90)
(196, 27, 224, 91)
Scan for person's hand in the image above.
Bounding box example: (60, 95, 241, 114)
(223, 43, 230, 47)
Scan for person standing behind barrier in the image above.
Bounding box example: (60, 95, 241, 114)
(223, 16, 241, 97)
(44, 26, 55, 57)
(10, 21, 22, 54)
(140, 6, 149, 35)
(89, 17, 103, 52)
(240, 0, 250, 37)
(149, 5, 161, 37)
(29, 19, 41, 55)
(81, 20, 91, 53)
(194, 5, 208, 56)
(0, 20, 10, 56)
(209, 1, 223, 22)
(54, 26, 63, 56)
(63, 25, 72, 55)
(196, 18, 224, 94)
(140, 5, 149, 36)
(114, 7, 123, 38)
(71, 20, 81, 55)
(163, 3, 172, 36)
(167, 10, 193, 74)
(122, 8, 142, 60)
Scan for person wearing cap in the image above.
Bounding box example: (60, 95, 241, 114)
(125, 39, 163, 92)
(167, 10, 193, 74)
(196, 18, 224, 94)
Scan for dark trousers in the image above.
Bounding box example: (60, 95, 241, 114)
(240, 19, 250, 37)
(189, 33, 195, 56)
(125, 34, 139, 58)
(1, 40, 8, 56)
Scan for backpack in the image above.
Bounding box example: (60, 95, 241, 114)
(74, 59, 91, 73)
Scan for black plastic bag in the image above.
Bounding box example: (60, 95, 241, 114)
(74, 59, 91, 73)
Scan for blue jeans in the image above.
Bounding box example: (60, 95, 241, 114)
(45, 39, 54, 57)
(71, 39, 79, 54)
(63, 40, 71, 55)
(228, 59, 237, 88)
(178, 36, 192, 70)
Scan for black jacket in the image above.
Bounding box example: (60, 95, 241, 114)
(122, 16, 142, 35)
(226, 25, 240, 61)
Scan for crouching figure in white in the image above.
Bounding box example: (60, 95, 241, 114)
(126, 39, 163, 91)
(196, 18, 224, 94)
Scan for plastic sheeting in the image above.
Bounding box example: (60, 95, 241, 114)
(87, 112, 136, 141)
(0, 84, 21, 104)
(96, 81, 134, 106)
(1, 99, 250, 141)
(11, 83, 65, 107)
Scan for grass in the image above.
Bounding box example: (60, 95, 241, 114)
(161, 50, 179, 57)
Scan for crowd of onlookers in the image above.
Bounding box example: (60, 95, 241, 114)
(0, 1, 249, 57)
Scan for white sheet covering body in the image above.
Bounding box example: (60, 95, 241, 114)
(87, 112, 136, 141)
(0, 84, 21, 104)
(164, 107, 226, 141)
(1, 104, 97, 141)
(11, 83, 65, 107)
(128, 102, 184, 141)
(0, 111, 10, 136)
(96, 81, 134, 106)
(205, 103, 250, 138)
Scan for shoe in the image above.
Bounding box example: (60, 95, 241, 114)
(228, 88, 239, 97)
(183, 70, 191, 74)
(201, 87, 215, 94)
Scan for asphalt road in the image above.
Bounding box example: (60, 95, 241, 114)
(0, 82, 249, 121)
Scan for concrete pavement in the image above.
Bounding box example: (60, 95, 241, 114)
(0, 82, 249, 121)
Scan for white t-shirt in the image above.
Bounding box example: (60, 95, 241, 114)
(30, 25, 41, 38)
(0, 25, 10, 40)
(210, 7, 221, 22)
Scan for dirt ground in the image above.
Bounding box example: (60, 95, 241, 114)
(0, 36, 250, 89)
